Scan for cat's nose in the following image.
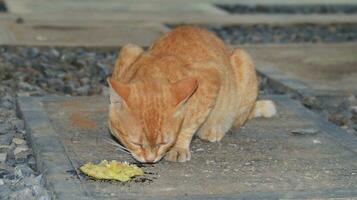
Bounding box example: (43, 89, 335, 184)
(145, 154, 156, 163)
(145, 158, 155, 163)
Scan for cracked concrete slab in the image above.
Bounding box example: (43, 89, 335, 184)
(245, 43, 357, 95)
(5, 0, 226, 15)
(0, 19, 167, 47)
(17, 95, 357, 199)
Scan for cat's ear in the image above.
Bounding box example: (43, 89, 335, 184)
(107, 78, 131, 105)
(170, 77, 198, 106)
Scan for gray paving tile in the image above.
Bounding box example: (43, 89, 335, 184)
(0, 20, 167, 47)
(17, 95, 357, 199)
(245, 43, 357, 95)
(5, 0, 225, 15)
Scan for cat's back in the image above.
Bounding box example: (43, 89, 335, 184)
(149, 26, 230, 63)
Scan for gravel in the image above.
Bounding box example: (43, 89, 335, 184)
(0, 47, 116, 96)
(0, 153, 6, 162)
(0, 1, 7, 12)
(0, 100, 49, 200)
(205, 24, 357, 44)
(0, 46, 121, 199)
(301, 94, 357, 135)
(216, 4, 357, 14)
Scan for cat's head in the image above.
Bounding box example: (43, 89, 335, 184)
(107, 77, 198, 163)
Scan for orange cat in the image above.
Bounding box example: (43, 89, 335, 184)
(108, 26, 276, 163)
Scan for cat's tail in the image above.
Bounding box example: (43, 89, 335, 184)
(249, 100, 277, 119)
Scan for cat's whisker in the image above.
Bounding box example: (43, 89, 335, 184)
(103, 138, 130, 152)
(115, 147, 131, 154)
(111, 142, 129, 150)
(102, 138, 124, 147)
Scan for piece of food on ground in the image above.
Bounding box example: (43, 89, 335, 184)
(80, 160, 144, 181)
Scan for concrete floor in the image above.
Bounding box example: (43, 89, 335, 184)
(17, 95, 357, 199)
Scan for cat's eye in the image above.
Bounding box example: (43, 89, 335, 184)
(131, 142, 143, 148)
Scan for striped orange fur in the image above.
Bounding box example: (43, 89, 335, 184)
(108, 26, 276, 163)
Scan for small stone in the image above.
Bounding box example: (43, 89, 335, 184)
(14, 146, 29, 155)
(341, 125, 348, 130)
(0, 168, 10, 178)
(12, 138, 26, 145)
(9, 187, 33, 200)
(28, 47, 40, 58)
(1, 101, 13, 109)
(49, 48, 60, 58)
(0, 179, 4, 185)
(17, 92, 30, 97)
(0, 123, 11, 135)
(11, 119, 25, 132)
(40, 194, 51, 200)
(63, 82, 76, 95)
(3, 173, 16, 181)
(0, 145, 10, 153)
(102, 86, 109, 96)
(34, 174, 45, 185)
(1, 94, 14, 103)
(329, 113, 350, 126)
(80, 77, 90, 85)
(59, 50, 75, 62)
(72, 59, 87, 69)
(0, 153, 7, 162)
(76, 85, 90, 96)
(15, 164, 34, 177)
(15, 149, 30, 163)
(0, 134, 13, 145)
(0, 185, 11, 199)
(44, 69, 56, 78)
(47, 78, 64, 92)
(18, 82, 35, 91)
(228, 143, 237, 148)
(290, 128, 318, 136)
(15, 157, 28, 165)
(301, 96, 321, 110)
(347, 94, 355, 102)
(21, 174, 43, 187)
(97, 62, 112, 77)
(351, 106, 357, 115)
(313, 139, 322, 144)
(16, 17, 24, 24)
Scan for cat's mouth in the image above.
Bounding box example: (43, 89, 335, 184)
(132, 150, 166, 164)
(103, 137, 130, 154)
(130, 153, 162, 164)
(107, 127, 169, 164)
(152, 156, 164, 164)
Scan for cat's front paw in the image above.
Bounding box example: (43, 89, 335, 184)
(165, 147, 191, 162)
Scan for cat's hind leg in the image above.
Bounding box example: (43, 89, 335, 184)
(198, 48, 259, 140)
